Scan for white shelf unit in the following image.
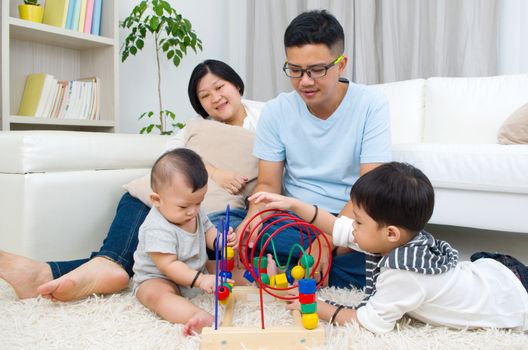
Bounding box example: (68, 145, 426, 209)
(1, 0, 118, 132)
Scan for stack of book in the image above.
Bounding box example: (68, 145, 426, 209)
(42, 0, 103, 35)
(18, 73, 100, 120)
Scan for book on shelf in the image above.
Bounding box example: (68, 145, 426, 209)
(71, 0, 82, 31)
(77, 0, 87, 33)
(42, 0, 70, 28)
(65, 0, 77, 30)
(18, 73, 54, 117)
(91, 0, 102, 35)
(17, 73, 100, 120)
(83, 0, 94, 34)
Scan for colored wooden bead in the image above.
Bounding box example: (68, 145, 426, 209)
(227, 258, 234, 272)
(291, 265, 305, 280)
(219, 271, 232, 279)
(274, 273, 289, 289)
(300, 254, 314, 269)
(269, 275, 276, 287)
(225, 246, 235, 260)
(298, 292, 316, 304)
(300, 302, 317, 314)
(243, 270, 255, 283)
(298, 278, 316, 294)
(253, 256, 268, 269)
(219, 294, 230, 305)
(285, 269, 295, 284)
(221, 282, 233, 293)
(261, 273, 270, 285)
(301, 313, 319, 330)
(217, 285, 230, 301)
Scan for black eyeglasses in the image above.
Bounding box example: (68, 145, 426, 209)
(282, 55, 344, 79)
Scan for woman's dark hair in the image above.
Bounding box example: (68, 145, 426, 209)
(284, 10, 344, 54)
(187, 59, 245, 118)
(350, 162, 435, 234)
(151, 148, 208, 193)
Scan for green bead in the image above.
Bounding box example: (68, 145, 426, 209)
(300, 254, 314, 268)
(260, 273, 270, 285)
(222, 282, 233, 292)
(300, 302, 317, 314)
(253, 256, 268, 269)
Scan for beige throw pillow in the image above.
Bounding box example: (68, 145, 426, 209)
(497, 102, 528, 144)
(123, 119, 258, 214)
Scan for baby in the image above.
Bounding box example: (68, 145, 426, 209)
(132, 148, 237, 335)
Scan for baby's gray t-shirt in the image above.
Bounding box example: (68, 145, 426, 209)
(132, 206, 214, 298)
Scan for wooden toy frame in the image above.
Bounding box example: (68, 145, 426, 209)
(201, 286, 325, 350)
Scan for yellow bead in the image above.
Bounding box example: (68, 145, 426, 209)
(301, 313, 319, 330)
(291, 265, 305, 280)
(219, 295, 231, 305)
(274, 273, 288, 289)
(226, 246, 235, 260)
(269, 275, 276, 287)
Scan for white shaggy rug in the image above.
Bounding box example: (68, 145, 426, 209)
(0, 279, 527, 350)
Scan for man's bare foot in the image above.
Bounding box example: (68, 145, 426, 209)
(183, 310, 214, 336)
(0, 250, 53, 299)
(37, 257, 129, 302)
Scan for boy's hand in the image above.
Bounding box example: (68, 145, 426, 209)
(249, 192, 295, 211)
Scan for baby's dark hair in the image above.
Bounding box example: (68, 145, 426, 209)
(350, 162, 434, 234)
(150, 148, 208, 193)
(284, 10, 344, 54)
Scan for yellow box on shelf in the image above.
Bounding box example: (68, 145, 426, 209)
(42, 0, 70, 28)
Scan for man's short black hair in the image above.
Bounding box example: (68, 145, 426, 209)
(151, 148, 208, 193)
(350, 162, 435, 234)
(188, 59, 245, 118)
(284, 10, 344, 54)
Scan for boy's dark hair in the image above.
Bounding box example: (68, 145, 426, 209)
(350, 162, 434, 234)
(284, 10, 344, 54)
(188, 59, 245, 118)
(151, 148, 208, 193)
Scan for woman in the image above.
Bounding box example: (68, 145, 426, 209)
(0, 60, 263, 301)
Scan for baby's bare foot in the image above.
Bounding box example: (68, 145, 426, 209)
(183, 310, 214, 336)
(37, 257, 129, 301)
(0, 250, 52, 299)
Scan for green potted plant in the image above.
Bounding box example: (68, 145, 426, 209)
(18, 0, 44, 23)
(121, 0, 203, 135)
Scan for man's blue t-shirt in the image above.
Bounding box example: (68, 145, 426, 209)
(253, 83, 392, 213)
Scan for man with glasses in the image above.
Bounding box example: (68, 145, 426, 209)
(237, 10, 391, 290)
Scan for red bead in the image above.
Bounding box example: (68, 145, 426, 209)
(217, 285, 230, 301)
(227, 259, 235, 272)
(298, 293, 315, 304)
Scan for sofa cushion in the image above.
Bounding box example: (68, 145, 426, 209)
(373, 79, 425, 145)
(0, 131, 166, 174)
(393, 143, 528, 194)
(497, 102, 528, 145)
(424, 75, 528, 144)
(124, 119, 259, 214)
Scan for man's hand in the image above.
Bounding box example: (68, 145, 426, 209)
(235, 207, 264, 251)
(212, 168, 248, 195)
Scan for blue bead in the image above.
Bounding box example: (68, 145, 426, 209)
(285, 269, 295, 284)
(243, 270, 255, 283)
(219, 271, 232, 279)
(298, 278, 316, 294)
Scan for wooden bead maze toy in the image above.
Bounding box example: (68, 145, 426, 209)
(201, 207, 332, 350)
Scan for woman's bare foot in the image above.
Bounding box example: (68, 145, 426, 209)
(0, 250, 53, 299)
(37, 257, 129, 302)
(183, 310, 214, 336)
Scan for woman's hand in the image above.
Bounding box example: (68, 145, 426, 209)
(211, 168, 248, 195)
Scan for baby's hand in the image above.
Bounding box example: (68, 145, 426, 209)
(248, 192, 295, 211)
(197, 274, 216, 294)
(226, 227, 237, 247)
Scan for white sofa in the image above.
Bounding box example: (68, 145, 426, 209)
(1, 75, 527, 261)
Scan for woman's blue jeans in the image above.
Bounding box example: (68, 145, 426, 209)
(48, 195, 365, 289)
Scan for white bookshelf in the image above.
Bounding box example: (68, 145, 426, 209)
(1, 0, 118, 132)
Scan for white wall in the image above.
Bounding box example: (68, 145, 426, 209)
(118, 0, 247, 134)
